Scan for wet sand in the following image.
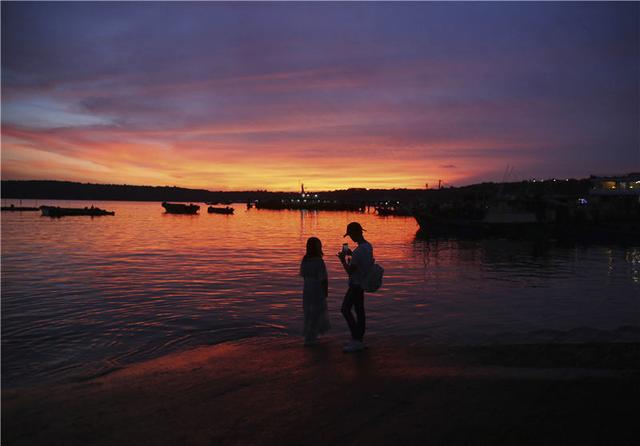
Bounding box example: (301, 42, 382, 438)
(3, 336, 639, 445)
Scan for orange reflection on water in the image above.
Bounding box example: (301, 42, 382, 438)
(2, 199, 639, 389)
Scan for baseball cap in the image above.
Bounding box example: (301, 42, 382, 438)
(343, 222, 365, 237)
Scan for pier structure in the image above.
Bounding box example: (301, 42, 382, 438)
(255, 182, 367, 212)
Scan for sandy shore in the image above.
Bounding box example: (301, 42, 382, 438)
(3, 336, 639, 445)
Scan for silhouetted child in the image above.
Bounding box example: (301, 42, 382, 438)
(299, 237, 330, 345)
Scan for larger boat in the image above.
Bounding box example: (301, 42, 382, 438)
(414, 201, 548, 238)
(40, 206, 115, 217)
(161, 202, 200, 214)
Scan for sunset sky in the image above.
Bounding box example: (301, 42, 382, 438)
(2, 2, 638, 191)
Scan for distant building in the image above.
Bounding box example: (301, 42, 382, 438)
(590, 173, 640, 196)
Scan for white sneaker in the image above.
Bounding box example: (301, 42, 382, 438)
(342, 340, 365, 353)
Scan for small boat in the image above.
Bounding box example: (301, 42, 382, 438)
(40, 206, 115, 217)
(208, 206, 234, 214)
(2, 204, 40, 212)
(375, 206, 412, 216)
(162, 202, 200, 214)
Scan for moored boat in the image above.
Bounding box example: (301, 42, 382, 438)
(375, 206, 413, 216)
(208, 206, 234, 214)
(161, 202, 200, 214)
(40, 206, 115, 217)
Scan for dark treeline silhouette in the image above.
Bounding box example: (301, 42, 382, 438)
(1, 181, 293, 203)
(324, 179, 591, 204)
(1, 179, 591, 204)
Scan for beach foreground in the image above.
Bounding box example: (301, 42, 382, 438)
(3, 336, 639, 445)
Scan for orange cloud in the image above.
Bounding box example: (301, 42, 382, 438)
(2, 120, 513, 191)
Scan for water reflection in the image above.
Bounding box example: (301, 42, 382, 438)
(1, 200, 639, 388)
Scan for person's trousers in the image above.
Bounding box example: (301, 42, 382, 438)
(341, 285, 365, 341)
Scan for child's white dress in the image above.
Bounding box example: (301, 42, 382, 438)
(300, 257, 330, 340)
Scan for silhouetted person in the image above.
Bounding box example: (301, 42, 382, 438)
(338, 222, 373, 352)
(300, 237, 330, 346)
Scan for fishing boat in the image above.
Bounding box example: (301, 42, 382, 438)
(208, 206, 234, 214)
(161, 202, 200, 214)
(40, 206, 115, 217)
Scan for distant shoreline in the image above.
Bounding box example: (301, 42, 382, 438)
(1, 178, 593, 204)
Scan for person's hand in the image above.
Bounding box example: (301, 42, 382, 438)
(338, 248, 353, 259)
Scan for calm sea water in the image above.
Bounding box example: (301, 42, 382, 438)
(2, 200, 639, 388)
